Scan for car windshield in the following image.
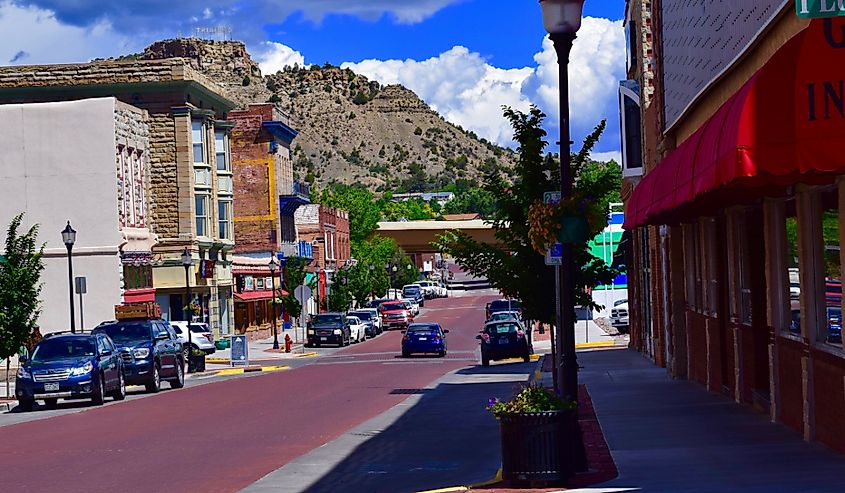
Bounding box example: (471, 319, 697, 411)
(313, 314, 343, 325)
(408, 324, 440, 333)
(346, 317, 358, 324)
(31, 339, 96, 362)
(490, 300, 521, 311)
(487, 323, 519, 335)
(403, 287, 420, 295)
(491, 312, 518, 321)
(190, 324, 210, 333)
(95, 322, 152, 344)
(382, 303, 405, 311)
(351, 312, 373, 321)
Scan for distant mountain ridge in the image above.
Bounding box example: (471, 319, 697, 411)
(138, 38, 517, 191)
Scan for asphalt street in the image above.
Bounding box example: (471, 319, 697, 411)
(0, 294, 533, 493)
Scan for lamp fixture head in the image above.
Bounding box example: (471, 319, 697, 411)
(61, 221, 77, 247)
(539, 0, 585, 35)
(180, 248, 193, 267)
(268, 256, 279, 273)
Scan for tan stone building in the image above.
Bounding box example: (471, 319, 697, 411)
(623, 1, 845, 453)
(0, 58, 239, 335)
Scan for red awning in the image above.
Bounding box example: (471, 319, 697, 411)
(625, 18, 845, 228)
(234, 289, 288, 302)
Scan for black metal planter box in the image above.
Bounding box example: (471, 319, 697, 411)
(499, 410, 577, 483)
(189, 354, 206, 373)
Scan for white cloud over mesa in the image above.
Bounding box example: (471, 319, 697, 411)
(339, 17, 625, 154)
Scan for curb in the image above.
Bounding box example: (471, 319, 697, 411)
(0, 400, 17, 412)
(415, 469, 503, 493)
(214, 365, 289, 376)
(575, 341, 615, 349)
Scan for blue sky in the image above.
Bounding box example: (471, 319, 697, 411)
(0, 0, 626, 160)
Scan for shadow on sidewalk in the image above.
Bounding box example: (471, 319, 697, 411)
(297, 361, 537, 493)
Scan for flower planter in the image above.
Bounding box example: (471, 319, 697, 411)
(499, 409, 578, 483)
(189, 353, 206, 373)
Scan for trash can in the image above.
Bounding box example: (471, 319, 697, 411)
(499, 410, 577, 483)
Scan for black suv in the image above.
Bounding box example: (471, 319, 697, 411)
(306, 313, 351, 347)
(15, 332, 126, 410)
(477, 319, 532, 366)
(93, 318, 184, 393)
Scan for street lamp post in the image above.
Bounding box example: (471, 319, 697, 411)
(61, 222, 77, 333)
(385, 264, 398, 299)
(540, 0, 585, 402)
(369, 263, 376, 301)
(269, 257, 280, 350)
(180, 248, 194, 372)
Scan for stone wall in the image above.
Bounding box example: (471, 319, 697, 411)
(142, 39, 262, 87)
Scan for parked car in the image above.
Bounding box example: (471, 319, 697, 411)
(611, 302, 629, 333)
(346, 316, 368, 343)
(477, 319, 532, 366)
(402, 323, 449, 357)
(485, 299, 522, 320)
(306, 312, 351, 347)
(169, 321, 216, 361)
(370, 298, 389, 309)
(402, 284, 425, 307)
(790, 303, 842, 344)
(488, 310, 522, 323)
(433, 281, 448, 298)
(92, 318, 185, 393)
(15, 332, 126, 411)
(613, 298, 628, 307)
(415, 281, 437, 299)
(402, 298, 420, 317)
(350, 309, 381, 337)
(380, 301, 413, 330)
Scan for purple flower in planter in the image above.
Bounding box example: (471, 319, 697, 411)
(487, 397, 499, 409)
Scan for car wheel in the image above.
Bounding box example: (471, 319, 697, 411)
(92, 374, 105, 405)
(44, 398, 58, 408)
(402, 350, 410, 358)
(170, 359, 185, 389)
(439, 350, 446, 358)
(481, 353, 490, 367)
(145, 363, 161, 393)
(523, 352, 531, 363)
(17, 398, 34, 412)
(112, 371, 126, 401)
(182, 345, 191, 363)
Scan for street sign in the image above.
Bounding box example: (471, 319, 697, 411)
(545, 242, 563, 266)
(74, 276, 86, 294)
(230, 334, 249, 367)
(544, 191, 563, 265)
(797, 0, 845, 18)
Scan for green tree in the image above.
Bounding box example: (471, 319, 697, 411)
(327, 268, 353, 312)
(280, 257, 309, 323)
(318, 185, 382, 245)
(0, 214, 45, 397)
(443, 188, 497, 218)
(436, 107, 618, 324)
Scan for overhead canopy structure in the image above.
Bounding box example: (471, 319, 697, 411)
(626, 18, 845, 228)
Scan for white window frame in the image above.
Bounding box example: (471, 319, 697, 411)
(619, 83, 643, 178)
(192, 120, 206, 165)
(215, 130, 230, 172)
(196, 193, 210, 238)
(218, 199, 232, 241)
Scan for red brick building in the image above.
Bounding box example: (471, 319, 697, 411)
(295, 204, 350, 307)
(623, 1, 845, 454)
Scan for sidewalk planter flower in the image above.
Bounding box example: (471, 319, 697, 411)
(182, 302, 202, 317)
(488, 384, 578, 483)
(527, 194, 607, 253)
(189, 348, 206, 373)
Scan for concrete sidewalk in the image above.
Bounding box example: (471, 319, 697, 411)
(207, 329, 313, 364)
(555, 348, 845, 492)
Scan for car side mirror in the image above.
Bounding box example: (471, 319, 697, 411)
(443, 329, 450, 333)
(101, 349, 112, 356)
(18, 355, 29, 364)
(155, 332, 169, 341)
(475, 335, 482, 340)
(400, 330, 406, 334)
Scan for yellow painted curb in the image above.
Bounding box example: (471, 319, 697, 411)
(215, 365, 290, 376)
(294, 351, 318, 358)
(415, 468, 502, 493)
(499, 354, 541, 363)
(206, 358, 230, 364)
(576, 341, 615, 348)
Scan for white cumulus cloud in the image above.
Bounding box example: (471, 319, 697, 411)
(0, 1, 135, 65)
(255, 41, 307, 73)
(343, 17, 625, 152)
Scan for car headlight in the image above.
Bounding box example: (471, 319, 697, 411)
(307, 329, 315, 335)
(16, 367, 31, 379)
(132, 348, 150, 359)
(70, 361, 93, 376)
(333, 329, 342, 335)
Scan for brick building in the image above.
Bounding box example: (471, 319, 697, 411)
(0, 58, 238, 335)
(227, 103, 309, 335)
(623, 1, 845, 454)
(295, 204, 351, 310)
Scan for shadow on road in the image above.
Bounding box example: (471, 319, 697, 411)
(296, 361, 536, 493)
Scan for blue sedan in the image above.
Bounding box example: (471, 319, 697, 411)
(401, 323, 449, 357)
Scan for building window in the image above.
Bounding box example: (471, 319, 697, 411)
(196, 193, 210, 237)
(192, 120, 205, 164)
(123, 264, 153, 290)
(215, 131, 229, 172)
(218, 200, 232, 241)
(618, 81, 642, 177)
(626, 19, 637, 72)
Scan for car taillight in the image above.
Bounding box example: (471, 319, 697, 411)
(433, 336, 442, 342)
(481, 334, 490, 342)
(402, 335, 409, 343)
(205, 334, 213, 343)
(517, 330, 525, 338)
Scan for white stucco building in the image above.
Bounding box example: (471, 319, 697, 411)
(0, 97, 156, 333)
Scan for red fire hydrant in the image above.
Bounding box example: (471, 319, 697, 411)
(284, 334, 292, 353)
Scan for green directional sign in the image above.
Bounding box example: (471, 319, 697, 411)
(797, 0, 845, 18)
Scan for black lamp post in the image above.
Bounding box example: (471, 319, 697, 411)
(540, 0, 585, 402)
(385, 263, 398, 299)
(181, 248, 194, 372)
(369, 264, 376, 300)
(269, 257, 280, 350)
(61, 221, 77, 333)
